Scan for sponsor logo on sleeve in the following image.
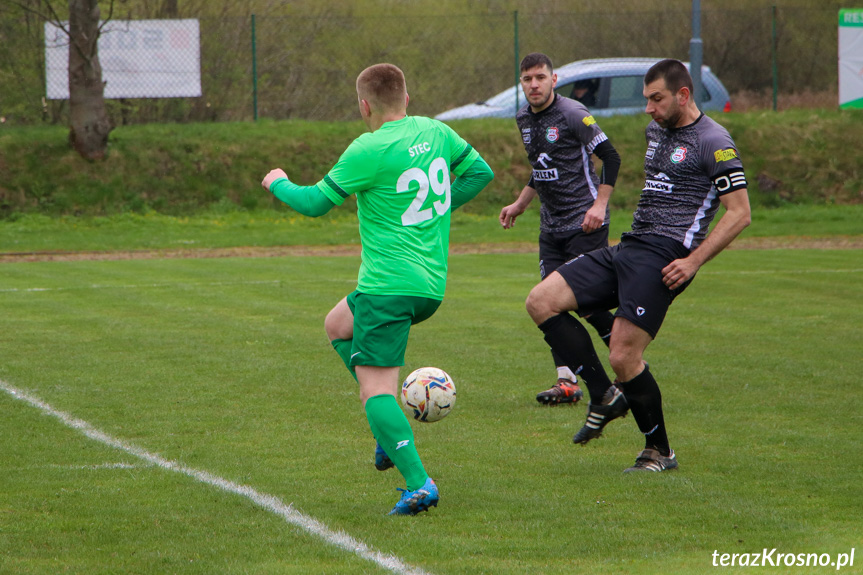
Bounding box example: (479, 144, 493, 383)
(714, 148, 739, 162)
(582, 115, 597, 127)
(645, 140, 659, 159)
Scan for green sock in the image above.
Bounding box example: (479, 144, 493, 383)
(364, 394, 428, 490)
(331, 338, 357, 382)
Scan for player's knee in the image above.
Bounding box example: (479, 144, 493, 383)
(608, 346, 643, 381)
(324, 313, 337, 340)
(608, 347, 626, 374)
(525, 284, 553, 324)
(324, 308, 350, 341)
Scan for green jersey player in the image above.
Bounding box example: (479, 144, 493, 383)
(261, 63, 494, 515)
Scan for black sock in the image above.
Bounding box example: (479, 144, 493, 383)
(538, 314, 612, 402)
(619, 367, 670, 455)
(586, 311, 615, 349)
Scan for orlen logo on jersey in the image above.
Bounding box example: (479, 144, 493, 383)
(533, 168, 559, 181)
(670, 146, 687, 163)
(546, 127, 560, 142)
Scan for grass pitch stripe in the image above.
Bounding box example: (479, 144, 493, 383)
(0, 380, 434, 575)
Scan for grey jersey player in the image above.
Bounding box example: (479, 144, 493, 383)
(628, 115, 746, 249)
(515, 94, 614, 233)
(500, 52, 622, 407)
(524, 59, 751, 473)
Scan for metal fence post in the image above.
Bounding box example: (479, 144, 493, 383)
(771, 5, 778, 111)
(690, 0, 703, 105)
(252, 14, 258, 121)
(514, 10, 519, 114)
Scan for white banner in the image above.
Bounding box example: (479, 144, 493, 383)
(839, 9, 863, 109)
(45, 19, 201, 100)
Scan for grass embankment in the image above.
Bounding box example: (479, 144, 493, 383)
(0, 109, 861, 218)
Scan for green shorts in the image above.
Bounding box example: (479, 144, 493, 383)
(346, 291, 442, 367)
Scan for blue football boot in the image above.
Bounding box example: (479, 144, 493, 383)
(374, 442, 394, 471)
(388, 477, 439, 516)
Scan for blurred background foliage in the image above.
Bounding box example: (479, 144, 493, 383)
(0, 0, 857, 126)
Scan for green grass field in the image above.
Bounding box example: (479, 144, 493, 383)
(1, 204, 862, 255)
(1, 242, 860, 574)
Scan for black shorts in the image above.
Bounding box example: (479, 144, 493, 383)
(555, 234, 693, 339)
(538, 226, 609, 280)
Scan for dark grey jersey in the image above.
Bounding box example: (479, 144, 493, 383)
(625, 113, 747, 250)
(516, 94, 610, 233)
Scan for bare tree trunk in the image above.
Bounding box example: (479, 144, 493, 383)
(68, 0, 112, 160)
(159, 0, 178, 17)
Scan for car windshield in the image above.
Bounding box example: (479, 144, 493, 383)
(483, 85, 519, 108)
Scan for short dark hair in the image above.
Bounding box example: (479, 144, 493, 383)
(520, 52, 553, 73)
(644, 59, 693, 95)
(356, 63, 407, 110)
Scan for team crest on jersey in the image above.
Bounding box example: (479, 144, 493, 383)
(546, 127, 560, 143)
(670, 146, 687, 163)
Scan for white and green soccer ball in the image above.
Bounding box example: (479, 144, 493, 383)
(400, 367, 456, 423)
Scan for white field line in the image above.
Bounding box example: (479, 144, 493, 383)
(51, 462, 140, 470)
(0, 278, 357, 293)
(0, 281, 278, 293)
(0, 380, 433, 575)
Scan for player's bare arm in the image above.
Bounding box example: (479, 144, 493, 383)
(662, 189, 751, 289)
(500, 185, 538, 229)
(582, 183, 613, 233)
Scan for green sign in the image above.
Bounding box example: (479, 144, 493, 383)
(839, 9, 863, 27)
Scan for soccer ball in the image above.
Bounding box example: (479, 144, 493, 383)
(400, 367, 456, 423)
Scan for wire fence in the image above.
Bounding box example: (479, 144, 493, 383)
(0, 7, 846, 126)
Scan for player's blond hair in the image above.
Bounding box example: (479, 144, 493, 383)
(356, 63, 407, 112)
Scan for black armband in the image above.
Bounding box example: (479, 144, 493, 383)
(712, 168, 748, 195)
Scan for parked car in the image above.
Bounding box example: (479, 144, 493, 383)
(435, 57, 731, 120)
